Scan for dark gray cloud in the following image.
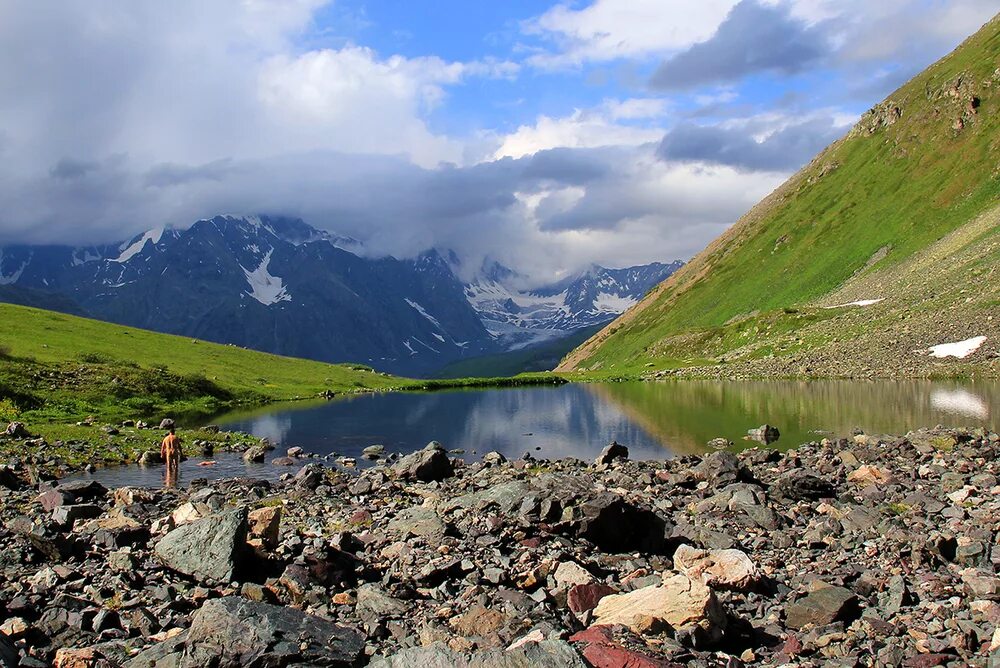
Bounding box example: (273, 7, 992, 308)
(50, 158, 101, 180)
(144, 159, 236, 187)
(656, 116, 844, 171)
(650, 0, 830, 91)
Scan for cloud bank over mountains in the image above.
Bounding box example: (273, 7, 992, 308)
(0, 0, 994, 283)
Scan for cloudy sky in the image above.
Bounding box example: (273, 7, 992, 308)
(0, 1, 995, 283)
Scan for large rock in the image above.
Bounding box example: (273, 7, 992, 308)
(784, 583, 860, 630)
(242, 445, 268, 463)
(51, 504, 103, 528)
(594, 441, 628, 466)
(592, 573, 726, 639)
(154, 508, 248, 582)
(386, 506, 449, 544)
(672, 545, 760, 591)
(392, 441, 454, 482)
(773, 470, 836, 501)
(126, 596, 364, 667)
(355, 583, 409, 627)
(577, 493, 669, 553)
(571, 626, 676, 668)
(691, 451, 750, 486)
(55, 480, 108, 504)
(747, 424, 780, 445)
(369, 640, 587, 668)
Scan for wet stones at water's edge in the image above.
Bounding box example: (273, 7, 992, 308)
(0, 427, 999, 666)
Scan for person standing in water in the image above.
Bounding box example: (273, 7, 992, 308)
(161, 428, 182, 477)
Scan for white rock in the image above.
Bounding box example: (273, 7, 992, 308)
(673, 545, 760, 591)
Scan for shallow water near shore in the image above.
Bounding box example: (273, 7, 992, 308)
(70, 379, 999, 488)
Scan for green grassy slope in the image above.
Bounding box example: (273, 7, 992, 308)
(0, 302, 407, 420)
(561, 14, 1000, 376)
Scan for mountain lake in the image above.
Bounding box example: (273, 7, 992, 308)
(67, 379, 999, 488)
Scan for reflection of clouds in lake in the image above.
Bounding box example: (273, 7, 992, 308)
(247, 413, 293, 445)
(453, 387, 667, 461)
(930, 389, 990, 420)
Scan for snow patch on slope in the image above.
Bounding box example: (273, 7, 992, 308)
(405, 298, 443, 330)
(593, 292, 637, 314)
(825, 298, 883, 309)
(0, 250, 28, 285)
(112, 229, 165, 263)
(242, 250, 292, 306)
(928, 336, 987, 359)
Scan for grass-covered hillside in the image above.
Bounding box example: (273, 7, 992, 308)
(0, 302, 409, 422)
(560, 14, 1000, 379)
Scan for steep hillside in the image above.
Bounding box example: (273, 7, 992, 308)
(560, 14, 1000, 378)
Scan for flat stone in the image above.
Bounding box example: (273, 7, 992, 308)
(554, 561, 596, 589)
(386, 506, 449, 544)
(785, 584, 859, 630)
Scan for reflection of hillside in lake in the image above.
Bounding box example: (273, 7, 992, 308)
(586, 380, 997, 454)
(216, 380, 998, 462)
(219, 385, 676, 462)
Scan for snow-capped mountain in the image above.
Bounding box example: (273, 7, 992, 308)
(0, 215, 681, 375)
(0, 215, 492, 375)
(463, 260, 683, 350)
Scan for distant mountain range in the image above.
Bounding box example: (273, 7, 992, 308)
(0, 215, 681, 375)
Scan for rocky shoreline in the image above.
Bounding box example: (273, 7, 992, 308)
(1, 426, 999, 667)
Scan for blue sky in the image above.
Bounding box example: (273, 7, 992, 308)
(0, 0, 996, 282)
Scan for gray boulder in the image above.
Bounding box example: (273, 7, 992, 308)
(785, 584, 860, 629)
(52, 504, 103, 528)
(154, 508, 248, 582)
(56, 480, 108, 503)
(392, 441, 454, 482)
(138, 450, 161, 466)
(774, 470, 837, 501)
(126, 596, 364, 667)
(243, 445, 268, 463)
(747, 424, 780, 445)
(369, 640, 586, 668)
(577, 493, 669, 553)
(158, 418, 175, 430)
(594, 441, 628, 466)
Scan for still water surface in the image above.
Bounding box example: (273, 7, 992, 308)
(74, 380, 998, 488)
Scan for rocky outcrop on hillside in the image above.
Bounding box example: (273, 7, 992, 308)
(2, 427, 1000, 666)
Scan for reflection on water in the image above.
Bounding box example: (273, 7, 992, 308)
(930, 388, 991, 419)
(588, 380, 996, 453)
(70, 380, 998, 488)
(218, 379, 997, 460)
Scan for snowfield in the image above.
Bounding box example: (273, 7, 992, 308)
(241, 250, 292, 306)
(928, 335, 987, 359)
